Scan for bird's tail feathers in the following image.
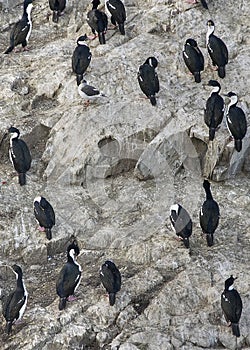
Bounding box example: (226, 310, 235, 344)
(194, 72, 201, 83)
(6, 321, 12, 335)
(150, 95, 157, 106)
(59, 297, 67, 310)
(209, 128, 216, 141)
(218, 66, 226, 79)
(183, 237, 190, 249)
(46, 228, 52, 240)
(98, 32, 106, 45)
(76, 74, 83, 86)
(235, 139, 242, 152)
(232, 323, 240, 337)
(109, 293, 116, 306)
(18, 173, 26, 186)
(206, 233, 214, 247)
(4, 46, 14, 54)
(118, 23, 125, 35)
(52, 11, 59, 23)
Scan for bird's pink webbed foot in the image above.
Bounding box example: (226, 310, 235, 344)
(38, 226, 45, 232)
(67, 295, 77, 302)
(87, 34, 97, 40)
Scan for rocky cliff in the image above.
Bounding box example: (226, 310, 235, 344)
(0, 0, 249, 349)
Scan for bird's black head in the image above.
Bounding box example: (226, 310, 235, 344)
(67, 240, 80, 256)
(208, 80, 221, 88)
(12, 264, 23, 276)
(207, 19, 215, 27)
(102, 260, 116, 271)
(225, 275, 237, 290)
(77, 34, 88, 45)
(145, 57, 158, 69)
(226, 91, 237, 98)
(203, 179, 211, 190)
(185, 38, 198, 47)
(8, 126, 20, 138)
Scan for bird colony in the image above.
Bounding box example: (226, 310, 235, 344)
(0, 0, 249, 349)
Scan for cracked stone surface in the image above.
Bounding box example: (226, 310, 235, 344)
(0, 0, 250, 349)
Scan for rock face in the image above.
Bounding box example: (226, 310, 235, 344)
(0, 0, 250, 349)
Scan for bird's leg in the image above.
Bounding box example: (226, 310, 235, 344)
(175, 236, 183, 241)
(37, 226, 45, 232)
(87, 34, 97, 40)
(67, 295, 77, 302)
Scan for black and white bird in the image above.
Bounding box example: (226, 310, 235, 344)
(78, 79, 107, 106)
(183, 38, 204, 83)
(8, 127, 32, 186)
(33, 196, 55, 240)
(49, 0, 66, 23)
(2, 265, 28, 335)
(206, 20, 228, 79)
(200, 180, 220, 247)
(204, 80, 225, 141)
(226, 92, 247, 152)
(186, 0, 208, 9)
(138, 56, 160, 106)
(100, 260, 121, 306)
(87, 0, 108, 45)
(72, 35, 92, 86)
(56, 241, 82, 310)
(221, 276, 242, 337)
(4, 0, 33, 54)
(106, 0, 126, 35)
(170, 204, 192, 248)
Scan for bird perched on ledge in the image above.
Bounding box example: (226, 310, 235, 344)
(204, 80, 224, 141)
(87, 0, 108, 45)
(221, 275, 242, 337)
(72, 35, 92, 86)
(138, 56, 160, 106)
(100, 260, 121, 306)
(225, 92, 247, 152)
(33, 196, 55, 240)
(183, 38, 204, 83)
(56, 241, 82, 310)
(78, 79, 107, 106)
(4, 0, 33, 54)
(8, 126, 32, 186)
(2, 265, 28, 335)
(206, 20, 228, 79)
(106, 0, 126, 35)
(170, 204, 192, 248)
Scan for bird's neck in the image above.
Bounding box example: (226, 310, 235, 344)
(228, 96, 238, 109)
(206, 27, 214, 45)
(210, 86, 220, 95)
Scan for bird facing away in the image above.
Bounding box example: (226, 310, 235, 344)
(56, 241, 82, 310)
(33, 196, 55, 240)
(72, 35, 92, 86)
(204, 80, 225, 141)
(226, 92, 247, 152)
(183, 38, 204, 83)
(2, 265, 28, 335)
(138, 56, 160, 106)
(206, 20, 228, 79)
(200, 180, 220, 247)
(221, 276, 242, 337)
(78, 79, 107, 106)
(170, 204, 192, 248)
(49, 0, 66, 23)
(106, 0, 126, 35)
(8, 127, 32, 186)
(4, 0, 33, 54)
(100, 260, 121, 306)
(87, 0, 108, 45)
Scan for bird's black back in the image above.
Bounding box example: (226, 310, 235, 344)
(138, 64, 159, 98)
(10, 139, 31, 173)
(107, 0, 126, 24)
(56, 262, 81, 298)
(200, 199, 220, 234)
(34, 199, 55, 229)
(204, 93, 224, 129)
(227, 106, 247, 140)
(72, 45, 92, 76)
(183, 43, 204, 74)
(207, 34, 228, 66)
(221, 289, 242, 324)
(100, 262, 121, 294)
(49, 0, 66, 12)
